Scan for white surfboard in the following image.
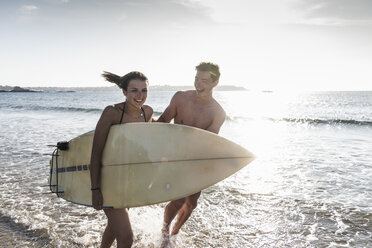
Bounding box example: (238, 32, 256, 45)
(49, 123, 254, 208)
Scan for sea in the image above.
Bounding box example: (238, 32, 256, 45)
(0, 88, 371, 248)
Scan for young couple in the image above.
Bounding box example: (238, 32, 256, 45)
(90, 62, 226, 248)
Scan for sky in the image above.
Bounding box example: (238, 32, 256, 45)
(1, 0, 371, 91)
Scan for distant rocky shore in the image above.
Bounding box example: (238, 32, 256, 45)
(0, 86, 40, 93)
(0, 85, 248, 92)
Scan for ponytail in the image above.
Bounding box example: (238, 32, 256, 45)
(102, 71, 122, 88)
(102, 71, 148, 90)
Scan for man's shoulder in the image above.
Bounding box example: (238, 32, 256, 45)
(174, 90, 194, 98)
(172, 90, 195, 103)
(211, 99, 226, 117)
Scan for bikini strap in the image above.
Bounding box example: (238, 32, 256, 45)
(141, 107, 147, 122)
(119, 102, 125, 124)
(119, 103, 146, 123)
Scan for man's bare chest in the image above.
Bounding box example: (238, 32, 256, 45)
(175, 104, 214, 129)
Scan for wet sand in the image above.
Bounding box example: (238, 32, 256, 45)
(0, 215, 52, 248)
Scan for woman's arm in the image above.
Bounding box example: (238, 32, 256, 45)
(90, 106, 116, 210)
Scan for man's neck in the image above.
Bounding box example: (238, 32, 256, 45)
(194, 90, 213, 104)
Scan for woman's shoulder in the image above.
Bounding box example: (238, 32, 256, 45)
(142, 105, 153, 114)
(142, 105, 153, 122)
(104, 102, 124, 112)
(142, 104, 153, 111)
(101, 103, 124, 123)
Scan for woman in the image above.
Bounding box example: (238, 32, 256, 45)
(90, 71, 153, 248)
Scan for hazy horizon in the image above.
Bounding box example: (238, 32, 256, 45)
(3, 84, 372, 93)
(1, 0, 372, 91)
(0, 84, 248, 91)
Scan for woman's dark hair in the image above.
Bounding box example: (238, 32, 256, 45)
(102, 71, 148, 90)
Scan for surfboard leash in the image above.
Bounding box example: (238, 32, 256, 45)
(49, 147, 65, 197)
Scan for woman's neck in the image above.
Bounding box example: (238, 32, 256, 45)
(124, 102, 143, 118)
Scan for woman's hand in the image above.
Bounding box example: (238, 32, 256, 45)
(92, 189, 103, 210)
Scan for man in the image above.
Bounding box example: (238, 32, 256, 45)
(157, 62, 226, 247)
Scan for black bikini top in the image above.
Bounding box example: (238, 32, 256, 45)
(119, 102, 147, 124)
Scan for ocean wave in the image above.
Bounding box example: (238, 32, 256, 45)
(152, 111, 163, 117)
(3, 104, 371, 127)
(279, 118, 372, 126)
(4, 105, 103, 113)
(225, 116, 254, 122)
(4, 104, 166, 116)
(224, 115, 372, 127)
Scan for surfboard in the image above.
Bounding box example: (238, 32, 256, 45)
(49, 123, 254, 208)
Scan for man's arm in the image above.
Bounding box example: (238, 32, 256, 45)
(157, 92, 180, 123)
(206, 109, 226, 134)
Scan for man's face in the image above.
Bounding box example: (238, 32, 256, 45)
(194, 70, 217, 96)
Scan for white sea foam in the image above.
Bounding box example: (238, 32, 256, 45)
(0, 90, 371, 247)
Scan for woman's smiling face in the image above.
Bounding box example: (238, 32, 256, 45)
(123, 79, 148, 108)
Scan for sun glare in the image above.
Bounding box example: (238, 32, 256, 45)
(218, 90, 309, 195)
